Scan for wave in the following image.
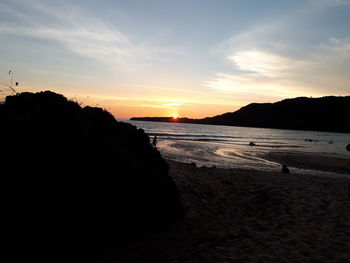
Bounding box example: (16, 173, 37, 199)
(161, 137, 228, 142)
(253, 144, 305, 148)
(148, 132, 240, 139)
(153, 135, 304, 148)
(148, 132, 304, 144)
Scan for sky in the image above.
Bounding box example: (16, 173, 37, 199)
(0, 0, 349, 119)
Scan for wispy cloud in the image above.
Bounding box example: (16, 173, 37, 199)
(227, 50, 305, 78)
(206, 0, 350, 102)
(0, 0, 181, 71)
(206, 38, 350, 100)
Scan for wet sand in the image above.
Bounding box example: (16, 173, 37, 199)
(111, 159, 350, 263)
(261, 151, 350, 175)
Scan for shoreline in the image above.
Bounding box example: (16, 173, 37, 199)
(259, 151, 350, 176)
(111, 159, 350, 262)
(162, 148, 350, 178)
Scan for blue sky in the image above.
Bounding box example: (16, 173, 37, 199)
(0, 0, 349, 118)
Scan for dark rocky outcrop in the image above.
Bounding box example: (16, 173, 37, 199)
(131, 96, 350, 133)
(1, 91, 183, 262)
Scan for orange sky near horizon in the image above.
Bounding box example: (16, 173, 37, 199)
(0, 82, 337, 120)
(69, 91, 244, 120)
(0, 85, 239, 119)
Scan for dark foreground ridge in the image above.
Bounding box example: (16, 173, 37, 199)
(1, 91, 183, 262)
(131, 96, 350, 133)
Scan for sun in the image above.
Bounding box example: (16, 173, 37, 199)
(172, 114, 179, 119)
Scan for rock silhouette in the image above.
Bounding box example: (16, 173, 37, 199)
(281, 164, 290, 173)
(1, 91, 183, 262)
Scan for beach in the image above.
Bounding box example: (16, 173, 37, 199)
(111, 158, 350, 263)
(128, 120, 350, 177)
(261, 151, 350, 175)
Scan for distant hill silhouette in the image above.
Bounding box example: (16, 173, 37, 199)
(1, 91, 183, 262)
(131, 96, 350, 133)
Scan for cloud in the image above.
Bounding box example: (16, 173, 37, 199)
(0, 0, 180, 71)
(227, 50, 305, 78)
(206, 0, 350, 102)
(206, 36, 350, 99)
(203, 72, 310, 101)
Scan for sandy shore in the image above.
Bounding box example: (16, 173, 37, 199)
(261, 151, 350, 175)
(110, 160, 350, 263)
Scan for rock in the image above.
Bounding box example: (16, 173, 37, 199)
(1, 91, 183, 261)
(281, 164, 290, 173)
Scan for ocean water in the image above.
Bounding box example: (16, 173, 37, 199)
(127, 120, 350, 177)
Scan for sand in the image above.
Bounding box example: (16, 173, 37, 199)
(110, 159, 350, 263)
(261, 151, 350, 175)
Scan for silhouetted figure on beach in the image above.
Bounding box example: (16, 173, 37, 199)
(249, 141, 256, 146)
(347, 144, 350, 151)
(281, 164, 290, 173)
(153, 136, 157, 147)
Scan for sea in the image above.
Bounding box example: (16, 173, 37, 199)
(127, 120, 350, 178)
